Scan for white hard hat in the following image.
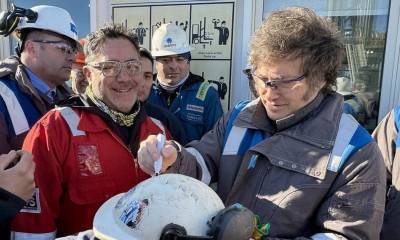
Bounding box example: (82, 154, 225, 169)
(93, 174, 225, 240)
(336, 77, 353, 96)
(15, 5, 79, 44)
(151, 23, 190, 57)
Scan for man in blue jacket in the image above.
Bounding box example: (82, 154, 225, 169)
(148, 23, 223, 142)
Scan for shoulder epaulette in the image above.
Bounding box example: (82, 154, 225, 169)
(196, 82, 211, 101)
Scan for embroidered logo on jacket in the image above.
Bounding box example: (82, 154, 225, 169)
(77, 144, 103, 176)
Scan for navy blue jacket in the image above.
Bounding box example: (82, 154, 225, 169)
(144, 102, 188, 144)
(148, 73, 223, 142)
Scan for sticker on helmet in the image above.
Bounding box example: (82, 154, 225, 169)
(119, 199, 149, 229)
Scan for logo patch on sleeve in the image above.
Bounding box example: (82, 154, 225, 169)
(21, 188, 41, 213)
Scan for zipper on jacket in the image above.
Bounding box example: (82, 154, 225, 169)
(128, 144, 140, 180)
(173, 107, 181, 114)
(107, 129, 139, 180)
(251, 159, 272, 211)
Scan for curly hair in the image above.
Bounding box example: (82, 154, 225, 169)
(85, 23, 139, 63)
(248, 7, 344, 92)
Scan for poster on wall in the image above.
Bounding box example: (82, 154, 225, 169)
(190, 60, 231, 112)
(113, 6, 151, 49)
(150, 5, 190, 37)
(112, 2, 234, 111)
(190, 3, 233, 59)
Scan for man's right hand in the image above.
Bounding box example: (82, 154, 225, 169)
(0, 150, 35, 201)
(138, 135, 178, 176)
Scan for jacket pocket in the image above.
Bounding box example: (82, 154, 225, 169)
(251, 155, 330, 236)
(68, 143, 117, 205)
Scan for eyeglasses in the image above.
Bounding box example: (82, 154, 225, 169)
(32, 40, 77, 55)
(156, 56, 188, 65)
(251, 70, 305, 90)
(88, 60, 142, 77)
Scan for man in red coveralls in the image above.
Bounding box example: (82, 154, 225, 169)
(11, 23, 171, 239)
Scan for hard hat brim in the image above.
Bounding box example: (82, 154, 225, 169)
(151, 49, 192, 58)
(93, 193, 140, 240)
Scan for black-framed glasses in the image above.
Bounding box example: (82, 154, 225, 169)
(88, 60, 142, 77)
(251, 70, 305, 90)
(32, 40, 77, 55)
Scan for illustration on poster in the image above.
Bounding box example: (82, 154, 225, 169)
(119, 20, 148, 46)
(151, 19, 189, 35)
(134, 22, 147, 45)
(177, 20, 189, 31)
(192, 17, 213, 48)
(213, 19, 229, 45)
(201, 72, 228, 100)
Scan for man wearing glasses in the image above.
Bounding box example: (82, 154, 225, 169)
(11, 24, 170, 239)
(149, 23, 223, 142)
(138, 8, 385, 239)
(0, 5, 78, 155)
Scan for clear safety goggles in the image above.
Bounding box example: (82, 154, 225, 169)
(32, 40, 77, 55)
(88, 60, 142, 77)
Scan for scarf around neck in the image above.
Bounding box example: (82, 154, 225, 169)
(85, 84, 140, 127)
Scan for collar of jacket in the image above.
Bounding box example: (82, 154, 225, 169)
(234, 92, 344, 180)
(0, 56, 20, 77)
(59, 94, 146, 133)
(0, 56, 72, 112)
(275, 92, 325, 131)
(154, 72, 204, 95)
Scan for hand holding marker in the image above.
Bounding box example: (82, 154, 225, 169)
(154, 133, 165, 176)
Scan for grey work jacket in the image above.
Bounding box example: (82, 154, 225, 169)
(372, 109, 400, 240)
(169, 92, 386, 239)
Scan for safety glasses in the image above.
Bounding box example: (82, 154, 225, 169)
(251, 70, 305, 91)
(32, 40, 77, 55)
(88, 60, 142, 77)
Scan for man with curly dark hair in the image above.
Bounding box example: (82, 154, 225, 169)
(11, 23, 171, 239)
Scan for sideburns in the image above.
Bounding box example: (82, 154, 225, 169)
(302, 79, 323, 101)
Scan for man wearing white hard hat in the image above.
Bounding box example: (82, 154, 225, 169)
(148, 23, 223, 142)
(0, 5, 78, 155)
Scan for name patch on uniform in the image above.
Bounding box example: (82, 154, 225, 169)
(77, 144, 103, 177)
(186, 104, 204, 113)
(21, 188, 41, 213)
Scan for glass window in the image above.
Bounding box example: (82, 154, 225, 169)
(263, 0, 390, 132)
